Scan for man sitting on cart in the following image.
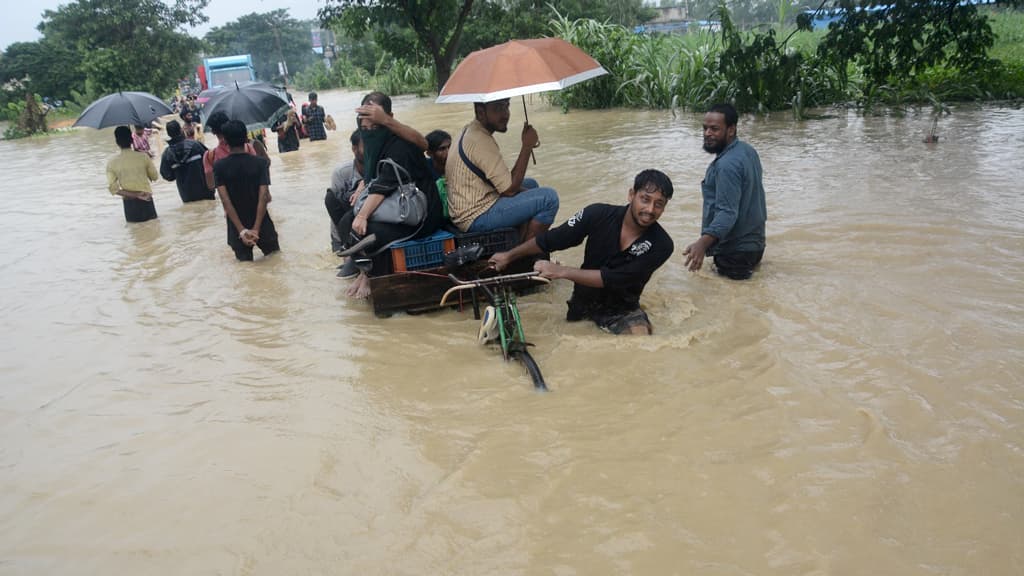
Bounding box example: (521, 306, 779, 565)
(489, 169, 674, 335)
(446, 98, 559, 242)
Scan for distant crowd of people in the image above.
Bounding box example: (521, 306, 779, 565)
(105, 93, 766, 336)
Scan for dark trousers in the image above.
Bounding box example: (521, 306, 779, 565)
(325, 189, 352, 227)
(227, 216, 280, 261)
(713, 250, 764, 280)
(123, 197, 157, 222)
(336, 210, 423, 275)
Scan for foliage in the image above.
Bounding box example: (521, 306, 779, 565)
(2, 92, 48, 139)
(329, 27, 382, 73)
(713, 4, 847, 114)
(544, 0, 657, 26)
(372, 55, 435, 96)
(0, 41, 84, 101)
(548, 14, 640, 108)
(2, 123, 30, 140)
(292, 59, 372, 92)
(987, 7, 1024, 64)
(548, 7, 844, 114)
(715, 6, 803, 112)
(2, 100, 25, 123)
(35, 0, 208, 102)
(290, 54, 433, 97)
(203, 10, 318, 84)
(807, 0, 1021, 103)
(319, 0, 476, 91)
(458, 1, 554, 55)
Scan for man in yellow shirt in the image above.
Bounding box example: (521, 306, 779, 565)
(446, 98, 558, 241)
(106, 126, 158, 222)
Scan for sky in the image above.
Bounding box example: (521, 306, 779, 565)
(1, 0, 326, 51)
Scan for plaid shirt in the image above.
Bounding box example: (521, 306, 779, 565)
(304, 104, 327, 141)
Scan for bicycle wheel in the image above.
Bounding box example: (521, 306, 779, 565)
(512, 349, 547, 391)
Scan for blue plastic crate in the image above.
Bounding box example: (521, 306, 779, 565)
(390, 230, 455, 272)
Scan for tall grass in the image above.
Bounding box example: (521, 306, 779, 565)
(548, 9, 843, 115)
(372, 55, 435, 97)
(549, 6, 1022, 114)
(549, 12, 726, 111)
(291, 54, 433, 97)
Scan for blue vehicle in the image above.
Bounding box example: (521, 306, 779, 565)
(200, 54, 256, 90)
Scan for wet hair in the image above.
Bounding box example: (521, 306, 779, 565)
(361, 91, 392, 114)
(114, 125, 133, 149)
(426, 129, 451, 152)
(633, 169, 673, 200)
(205, 111, 230, 135)
(221, 120, 248, 148)
(707, 103, 738, 127)
(349, 129, 361, 146)
(308, 91, 318, 101)
(165, 120, 183, 140)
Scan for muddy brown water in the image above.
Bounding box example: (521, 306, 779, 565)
(1, 92, 1022, 574)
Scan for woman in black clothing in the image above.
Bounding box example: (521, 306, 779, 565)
(337, 91, 444, 298)
(273, 109, 301, 153)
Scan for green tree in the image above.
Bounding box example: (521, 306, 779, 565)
(37, 0, 208, 99)
(319, 0, 477, 92)
(204, 10, 318, 84)
(804, 0, 1024, 100)
(0, 40, 84, 101)
(458, 1, 552, 54)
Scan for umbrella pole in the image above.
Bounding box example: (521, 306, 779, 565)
(523, 96, 536, 165)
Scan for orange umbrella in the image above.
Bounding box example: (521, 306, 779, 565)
(435, 38, 607, 104)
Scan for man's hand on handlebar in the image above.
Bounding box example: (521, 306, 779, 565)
(488, 251, 512, 272)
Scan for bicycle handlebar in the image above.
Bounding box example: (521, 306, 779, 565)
(439, 271, 550, 306)
(447, 271, 547, 286)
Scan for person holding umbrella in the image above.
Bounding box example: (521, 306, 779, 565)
(445, 98, 558, 242)
(106, 125, 159, 223)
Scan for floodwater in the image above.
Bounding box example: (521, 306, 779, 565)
(1, 91, 1022, 575)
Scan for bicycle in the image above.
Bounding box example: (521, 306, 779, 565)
(440, 271, 550, 390)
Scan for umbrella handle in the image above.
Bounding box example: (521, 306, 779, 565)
(523, 96, 537, 165)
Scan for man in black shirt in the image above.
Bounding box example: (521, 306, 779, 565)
(213, 120, 280, 261)
(159, 120, 214, 203)
(490, 169, 674, 335)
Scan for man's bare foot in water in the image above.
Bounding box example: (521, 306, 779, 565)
(346, 272, 372, 299)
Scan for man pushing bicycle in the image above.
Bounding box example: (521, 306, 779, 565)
(489, 169, 674, 335)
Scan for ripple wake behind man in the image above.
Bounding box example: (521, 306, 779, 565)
(684, 102, 767, 280)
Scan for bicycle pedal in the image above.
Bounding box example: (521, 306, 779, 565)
(478, 306, 499, 344)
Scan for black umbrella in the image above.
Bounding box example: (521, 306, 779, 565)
(73, 91, 172, 129)
(200, 81, 290, 133)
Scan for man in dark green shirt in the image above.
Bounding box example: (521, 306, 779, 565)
(684, 103, 767, 280)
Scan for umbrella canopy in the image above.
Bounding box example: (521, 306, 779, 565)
(200, 81, 290, 132)
(436, 38, 607, 103)
(73, 91, 173, 129)
(195, 81, 272, 105)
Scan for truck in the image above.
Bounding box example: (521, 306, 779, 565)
(198, 54, 257, 90)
